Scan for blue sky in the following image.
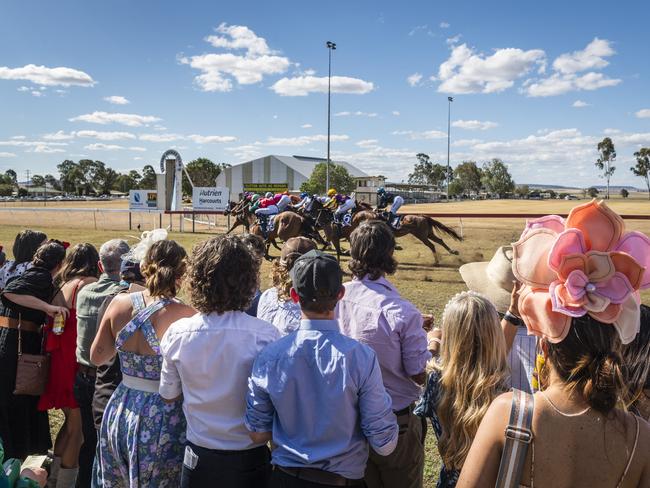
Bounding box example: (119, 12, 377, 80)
(1, 0, 649, 187)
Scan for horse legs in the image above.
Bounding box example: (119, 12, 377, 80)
(428, 231, 459, 255)
(414, 234, 440, 266)
(271, 238, 282, 251)
(264, 241, 273, 261)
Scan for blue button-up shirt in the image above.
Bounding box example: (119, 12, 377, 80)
(246, 319, 398, 480)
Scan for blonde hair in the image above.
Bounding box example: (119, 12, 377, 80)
(435, 291, 509, 470)
(270, 259, 293, 302)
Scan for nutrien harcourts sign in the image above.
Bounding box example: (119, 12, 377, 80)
(192, 187, 230, 211)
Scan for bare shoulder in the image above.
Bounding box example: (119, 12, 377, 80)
(106, 292, 135, 315)
(165, 301, 196, 318)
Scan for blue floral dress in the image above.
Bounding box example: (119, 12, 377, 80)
(414, 370, 459, 488)
(95, 294, 186, 488)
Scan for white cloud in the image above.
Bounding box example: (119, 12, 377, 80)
(225, 144, 263, 161)
(271, 75, 374, 96)
(85, 143, 124, 151)
(392, 129, 447, 140)
(104, 95, 130, 105)
(0, 64, 95, 86)
(440, 22, 450, 28)
(572, 100, 590, 108)
(407, 73, 423, 87)
(187, 134, 237, 144)
(43, 130, 136, 141)
(334, 111, 378, 118)
(130, 146, 147, 152)
(0, 152, 16, 158)
(636, 109, 650, 119)
(0, 140, 67, 151)
(356, 139, 379, 147)
(43, 131, 75, 141)
(181, 23, 290, 92)
(525, 39, 620, 97)
(33, 145, 65, 153)
(17, 86, 29, 92)
(69, 111, 161, 127)
(446, 35, 462, 46)
(437, 43, 545, 94)
(139, 133, 184, 142)
(31, 90, 44, 97)
(301, 123, 312, 128)
(408, 25, 434, 37)
(134, 157, 143, 161)
(552, 38, 615, 74)
(11, 136, 25, 140)
(392, 111, 400, 116)
(452, 119, 498, 130)
(256, 134, 349, 147)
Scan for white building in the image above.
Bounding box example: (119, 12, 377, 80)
(217, 155, 368, 196)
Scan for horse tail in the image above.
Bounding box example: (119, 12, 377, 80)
(426, 217, 462, 241)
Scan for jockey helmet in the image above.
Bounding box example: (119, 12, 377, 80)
(300, 191, 309, 198)
(265, 191, 273, 198)
(327, 188, 337, 197)
(251, 193, 260, 202)
(377, 187, 385, 194)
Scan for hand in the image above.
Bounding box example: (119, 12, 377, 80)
(508, 280, 522, 318)
(421, 314, 434, 331)
(427, 328, 442, 355)
(46, 304, 69, 320)
(21, 467, 48, 487)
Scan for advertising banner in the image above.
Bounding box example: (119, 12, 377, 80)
(243, 183, 288, 194)
(193, 187, 230, 211)
(129, 190, 158, 210)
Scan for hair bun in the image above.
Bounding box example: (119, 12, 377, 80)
(581, 350, 624, 413)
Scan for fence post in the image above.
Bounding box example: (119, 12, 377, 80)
(129, 212, 132, 231)
(159, 213, 162, 229)
(227, 213, 230, 233)
(169, 213, 172, 232)
(192, 212, 195, 233)
(459, 217, 464, 239)
(93, 210, 97, 230)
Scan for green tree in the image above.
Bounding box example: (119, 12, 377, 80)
(631, 147, 650, 199)
(31, 175, 45, 187)
(139, 165, 157, 189)
(300, 162, 355, 195)
(182, 158, 226, 196)
(454, 161, 483, 194)
(595, 137, 616, 199)
(620, 188, 629, 198)
(481, 159, 515, 197)
(408, 153, 449, 190)
(97, 167, 119, 195)
(57, 160, 84, 194)
(587, 186, 599, 198)
(17, 188, 29, 198)
(447, 179, 464, 198)
(515, 184, 530, 198)
(0, 184, 13, 197)
(44, 174, 61, 191)
(128, 170, 141, 187)
(5, 170, 17, 188)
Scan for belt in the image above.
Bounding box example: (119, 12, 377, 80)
(277, 466, 364, 487)
(78, 364, 96, 378)
(122, 374, 160, 393)
(0, 316, 40, 332)
(394, 404, 413, 417)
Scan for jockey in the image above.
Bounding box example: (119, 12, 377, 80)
(245, 193, 260, 212)
(275, 191, 292, 213)
(325, 190, 356, 224)
(293, 191, 314, 212)
(377, 187, 403, 228)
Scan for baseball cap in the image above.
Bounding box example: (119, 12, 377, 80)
(280, 237, 316, 267)
(120, 258, 144, 283)
(290, 250, 342, 302)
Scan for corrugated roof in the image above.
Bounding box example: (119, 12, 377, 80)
(234, 154, 368, 178)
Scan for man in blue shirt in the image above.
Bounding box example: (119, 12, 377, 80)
(246, 250, 399, 487)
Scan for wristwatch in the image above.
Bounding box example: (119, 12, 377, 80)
(503, 311, 523, 327)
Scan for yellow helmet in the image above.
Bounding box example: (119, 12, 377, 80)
(327, 188, 337, 197)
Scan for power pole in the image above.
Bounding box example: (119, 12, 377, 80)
(446, 96, 453, 201)
(326, 41, 336, 192)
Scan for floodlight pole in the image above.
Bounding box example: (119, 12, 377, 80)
(446, 96, 453, 201)
(326, 41, 336, 192)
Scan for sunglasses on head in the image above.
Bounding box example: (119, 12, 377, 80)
(48, 239, 70, 250)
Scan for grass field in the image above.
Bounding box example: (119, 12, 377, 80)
(6, 197, 648, 486)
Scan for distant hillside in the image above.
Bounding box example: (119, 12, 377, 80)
(521, 183, 641, 192)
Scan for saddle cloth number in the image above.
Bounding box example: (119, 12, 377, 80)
(342, 213, 352, 226)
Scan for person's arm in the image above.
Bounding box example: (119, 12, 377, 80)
(245, 354, 275, 443)
(427, 328, 442, 357)
(159, 328, 183, 403)
(3, 293, 68, 319)
(396, 308, 432, 385)
(90, 299, 119, 366)
(501, 281, 522, 353)
(358, 352, 399, 456)
(456, 392, 511, 488)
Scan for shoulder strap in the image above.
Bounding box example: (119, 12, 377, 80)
(495, 389, 535, 488)
(130, 291, 147, 313)
(115, 298, 171, 352)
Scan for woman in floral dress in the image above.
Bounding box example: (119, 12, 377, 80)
(90, 238, 195, 487)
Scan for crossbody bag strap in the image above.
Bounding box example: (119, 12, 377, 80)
(17, 313, 22, 356)
(495, 389, 535, 488)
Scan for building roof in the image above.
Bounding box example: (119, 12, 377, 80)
(235, 154, 368, 178)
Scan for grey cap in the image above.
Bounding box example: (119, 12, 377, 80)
(290, 250, 342, 302)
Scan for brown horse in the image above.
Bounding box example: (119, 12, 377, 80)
(248, 211, 327, 259)
(313, 202, 461, 264)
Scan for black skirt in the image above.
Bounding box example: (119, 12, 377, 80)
(0, 326, 52, 460)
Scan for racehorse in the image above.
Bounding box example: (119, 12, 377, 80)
(312, 199, 462, 264)
(224, 198, 252, 234)
(248, 211, 328, 259)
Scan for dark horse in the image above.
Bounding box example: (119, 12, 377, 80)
(312, 199, 462, 263)
(247, 211, 327, 259)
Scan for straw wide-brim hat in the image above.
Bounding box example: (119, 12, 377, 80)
(459, 246, 515, 313)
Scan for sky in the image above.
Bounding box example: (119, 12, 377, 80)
(1, 0, 649, 188)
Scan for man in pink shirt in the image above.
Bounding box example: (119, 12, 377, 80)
(336, 220, 431, 488)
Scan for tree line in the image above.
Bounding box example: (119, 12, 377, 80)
(596, 138, 650, 199)
(0, 158, 228, 197)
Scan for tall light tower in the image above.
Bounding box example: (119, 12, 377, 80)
(326, 41, 336, 191)
(446, 96, 454, 201)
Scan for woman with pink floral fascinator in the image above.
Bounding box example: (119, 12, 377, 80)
(456, 200, 650, 488)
